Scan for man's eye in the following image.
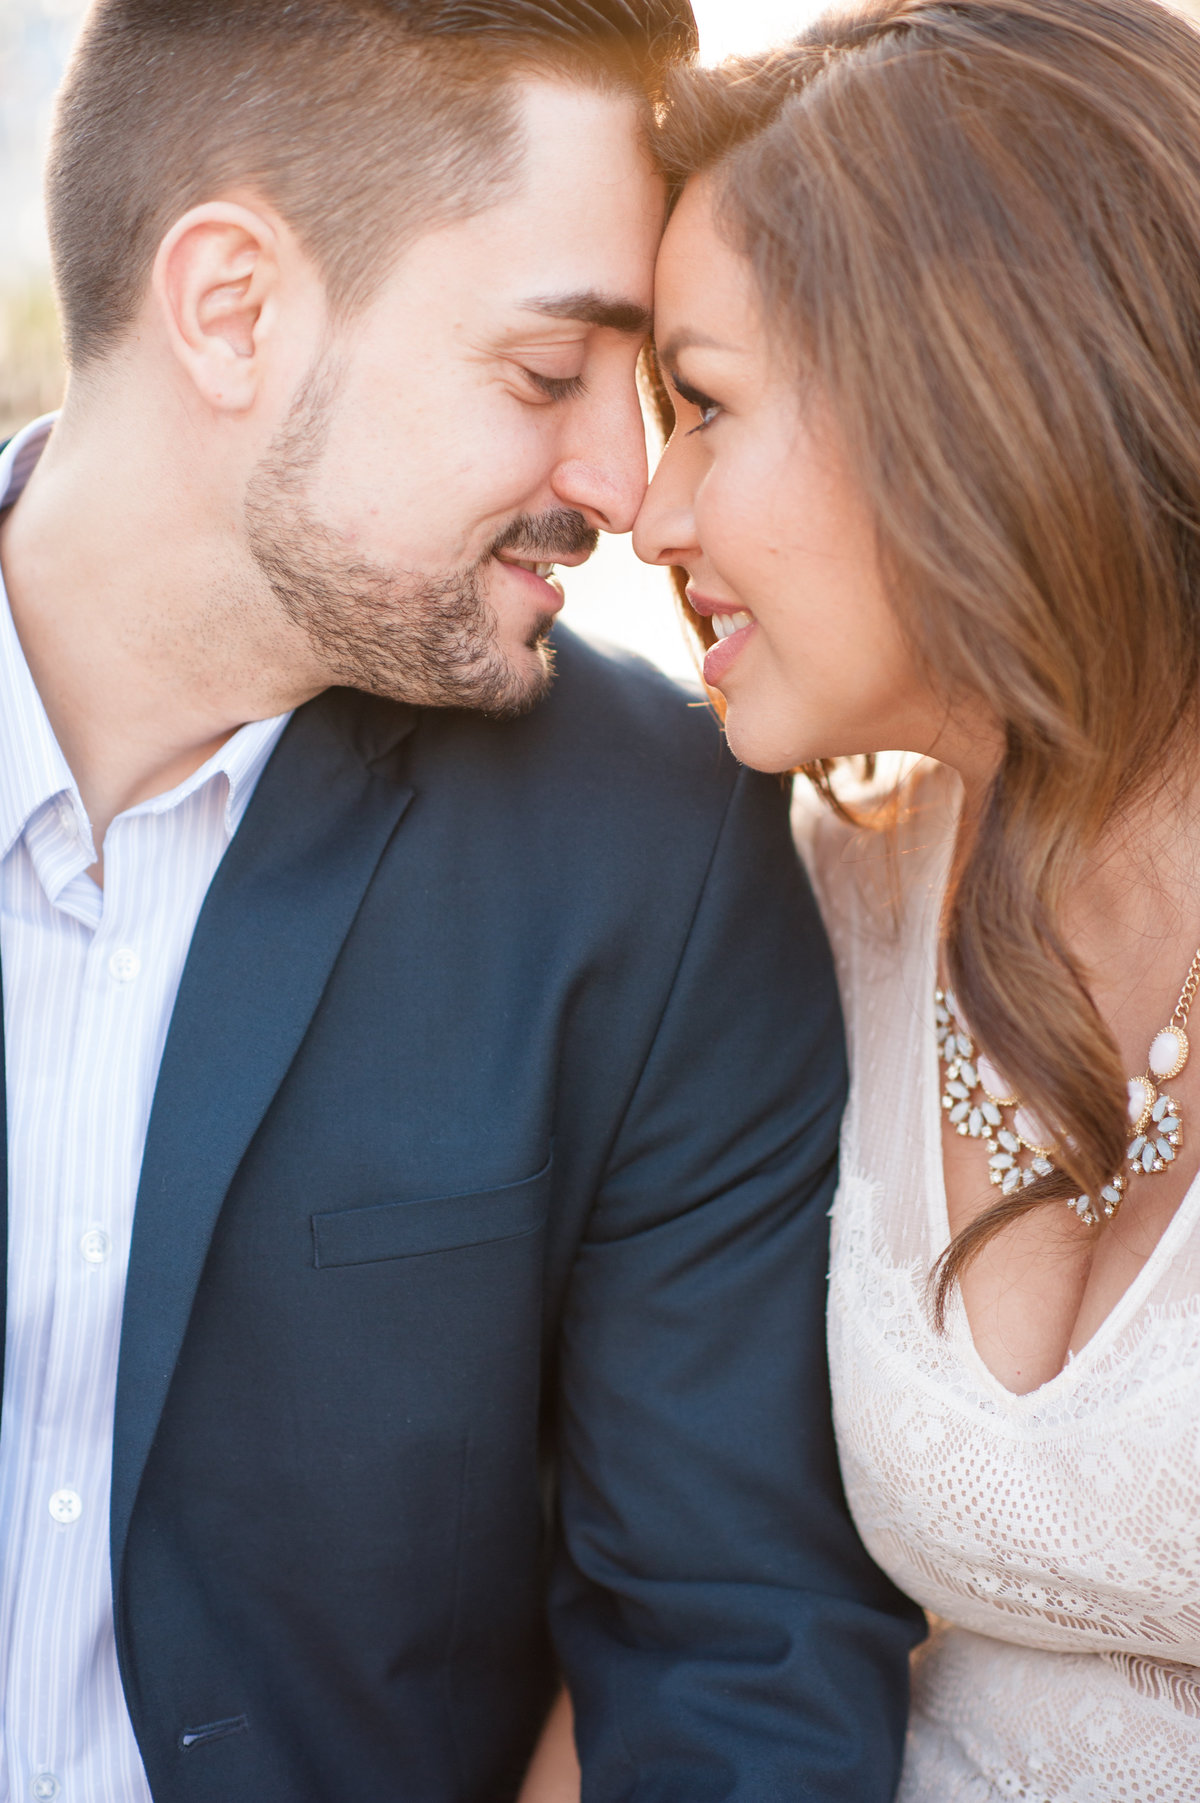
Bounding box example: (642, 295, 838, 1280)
(669, 371, 723, 435)
(523, 369, 587, 402)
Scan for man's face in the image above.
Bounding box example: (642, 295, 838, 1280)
(246, 80, 664, 714)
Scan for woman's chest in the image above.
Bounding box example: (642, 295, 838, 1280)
(829, 1163, 1200, 1660)
(936, 992, 1200, 1393)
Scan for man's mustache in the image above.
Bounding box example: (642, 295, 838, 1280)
(487, 510, 599, 564)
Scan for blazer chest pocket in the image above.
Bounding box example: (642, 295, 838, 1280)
(311, 1155, 552, 1270)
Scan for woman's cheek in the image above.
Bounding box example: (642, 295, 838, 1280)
(696, 469, 770, 602)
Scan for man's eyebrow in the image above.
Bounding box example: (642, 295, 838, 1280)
(519, 291, 653, 336)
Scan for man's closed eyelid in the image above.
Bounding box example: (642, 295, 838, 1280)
(522, 369, 587, 400)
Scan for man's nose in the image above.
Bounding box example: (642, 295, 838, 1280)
(551, 390, 649, 535)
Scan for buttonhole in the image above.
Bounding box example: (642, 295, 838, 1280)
(178, 1714, 249, 1750)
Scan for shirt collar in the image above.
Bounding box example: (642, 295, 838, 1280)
(127, 709, 289, 840)
(0, 416, 81, 864)
(0, 413, 291, 857)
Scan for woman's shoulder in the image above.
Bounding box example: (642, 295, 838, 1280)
(793, 757, 960, 958)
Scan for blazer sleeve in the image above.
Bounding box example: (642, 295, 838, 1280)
(550, 766, 925, 1802)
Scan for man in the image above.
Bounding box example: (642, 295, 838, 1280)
(0, 2, 922, 1798)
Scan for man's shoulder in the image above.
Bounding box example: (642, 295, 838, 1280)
(540, 620, 702, 717)
(521, 624, 740, 798)
(409, 623, 750, 819)
(308, 628, 788, 885)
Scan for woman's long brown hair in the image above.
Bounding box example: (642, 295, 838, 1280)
(654, 0, 1200, 1322)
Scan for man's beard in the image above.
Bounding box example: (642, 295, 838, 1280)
(244, 356, 597, 716)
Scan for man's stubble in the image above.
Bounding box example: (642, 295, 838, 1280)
(244, 352, 596, 716)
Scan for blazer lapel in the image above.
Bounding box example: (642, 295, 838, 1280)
(110, 689, 416, 1577)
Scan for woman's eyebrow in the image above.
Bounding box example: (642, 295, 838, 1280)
(655, 329, 736, 366)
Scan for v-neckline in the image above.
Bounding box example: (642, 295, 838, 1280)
(916, 801, 1200, 1405)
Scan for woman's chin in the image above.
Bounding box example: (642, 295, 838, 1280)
(720, 709, 809, 774)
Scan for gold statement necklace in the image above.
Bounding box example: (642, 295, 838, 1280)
(936, 947, 1200, 1225)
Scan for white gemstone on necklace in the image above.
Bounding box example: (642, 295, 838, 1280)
(1013, 1106, 1053, 1155)
(1127, 1076, 1156, 1133)
(976, 1052, 1016, 1104)
(1149, 1027, 1189, 1081)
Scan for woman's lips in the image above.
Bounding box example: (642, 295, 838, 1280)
(689, 597, 757, 689)
(702, 618, 756, 687)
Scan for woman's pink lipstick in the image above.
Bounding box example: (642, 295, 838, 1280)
(689, 592, 757, 688)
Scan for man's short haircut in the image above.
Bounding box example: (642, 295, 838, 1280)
(47, 0, 697, 369)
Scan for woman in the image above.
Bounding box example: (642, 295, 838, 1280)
(632, 0, 1200, 1796)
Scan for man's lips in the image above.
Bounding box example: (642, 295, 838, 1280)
(492, 554, 571, 611)
(495, 550, 592, 573)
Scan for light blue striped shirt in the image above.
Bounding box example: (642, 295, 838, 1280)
(0, 416, 290, 1802)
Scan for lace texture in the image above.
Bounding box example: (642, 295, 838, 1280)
(797, 768, 1200, 1802)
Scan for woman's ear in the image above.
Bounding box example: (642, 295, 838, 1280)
(152, 200, 283, 413)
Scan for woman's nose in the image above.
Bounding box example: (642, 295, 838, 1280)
(632, 443, 698, 568)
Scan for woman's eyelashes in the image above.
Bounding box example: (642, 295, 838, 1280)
(522, 368, 587, 402)
(669, 371, 723, 434)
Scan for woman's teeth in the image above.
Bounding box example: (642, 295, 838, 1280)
(711, 610, 753, 640)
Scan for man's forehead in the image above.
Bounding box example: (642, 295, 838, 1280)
(480, 80, 664, 276)
(381, 82, 663, 332)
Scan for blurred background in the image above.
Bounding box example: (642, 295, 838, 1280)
(3, 0, 1198, 680)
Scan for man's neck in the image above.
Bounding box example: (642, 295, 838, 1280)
(0, 404, 323, 855)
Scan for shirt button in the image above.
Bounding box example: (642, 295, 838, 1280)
(80, 1228, 111, 1265)
(107, 948, 141, 983)
(48, 1488, 82, 1526)
(57, 800, 78, 839)
(30, 1775, 59, 1801)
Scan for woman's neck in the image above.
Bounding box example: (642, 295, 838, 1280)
(942, 742, 1200, 1066)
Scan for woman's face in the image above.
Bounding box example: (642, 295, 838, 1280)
(633, 177, 950, 774)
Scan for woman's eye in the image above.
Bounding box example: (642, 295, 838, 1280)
(668, 370, 723, 435)
(688, 401, 722, 435)
(522, 369, 586, 402)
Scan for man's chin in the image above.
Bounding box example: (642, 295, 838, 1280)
(482, 631, 557, 719)
(525, 610, 559, 652)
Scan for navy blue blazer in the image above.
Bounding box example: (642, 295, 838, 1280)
(1, 627, 921, 1799)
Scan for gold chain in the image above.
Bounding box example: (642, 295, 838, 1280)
(1171, 947, 1200, 1033)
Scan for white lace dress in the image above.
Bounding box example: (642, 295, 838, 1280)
(799, 765, 1200, 1803)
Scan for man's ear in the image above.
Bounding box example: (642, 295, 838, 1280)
(152, 200, 285, 412)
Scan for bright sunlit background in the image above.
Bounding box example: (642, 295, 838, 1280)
(0, 0, 832, 682)
(565, 0, 830, 678)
